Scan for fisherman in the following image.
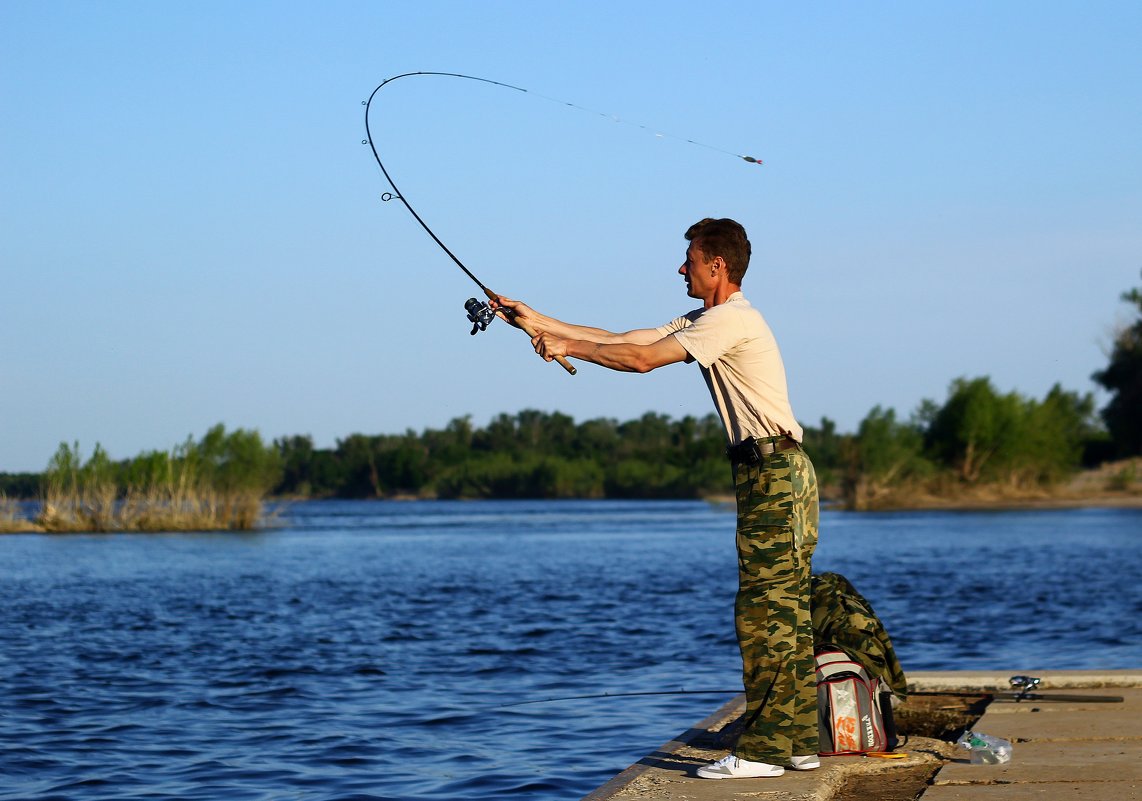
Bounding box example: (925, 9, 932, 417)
(493, 218, 820, 779)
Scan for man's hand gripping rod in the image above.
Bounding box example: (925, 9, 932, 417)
(471, 289, 576, 375)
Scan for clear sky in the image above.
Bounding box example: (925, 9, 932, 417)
(2, 1, 1140, 472)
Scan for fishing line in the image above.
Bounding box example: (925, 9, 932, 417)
(499, 689, 743, 708)
(361, 71, 762, 376)
(523, 89, 764, 165)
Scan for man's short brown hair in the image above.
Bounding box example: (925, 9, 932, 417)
(685, 218, 751, 284)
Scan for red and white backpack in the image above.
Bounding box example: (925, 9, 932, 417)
(815, 646, 893, 755)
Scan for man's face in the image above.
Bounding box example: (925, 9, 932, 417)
(679, 242, 714, 299)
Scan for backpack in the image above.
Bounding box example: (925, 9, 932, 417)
(815, 646, 898, 755)
(811, 572, 908, 700)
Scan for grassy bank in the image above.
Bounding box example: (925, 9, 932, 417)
(2, 491, 268, 534)
(32, 488, 267, 533)
(0, 425, 280, 534)
(843, 457, 1142, 511)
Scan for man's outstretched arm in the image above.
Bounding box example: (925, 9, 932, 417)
(532, 330, 691, 373)
(491, 296, 663, 346)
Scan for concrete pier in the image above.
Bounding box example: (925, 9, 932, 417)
(583, 670, 1142, 801)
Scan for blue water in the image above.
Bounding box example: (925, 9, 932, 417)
(2, 501, 1140, 800)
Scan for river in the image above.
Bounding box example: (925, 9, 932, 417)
(2, 500, 1139, 800)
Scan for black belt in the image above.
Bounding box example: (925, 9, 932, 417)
(726, 435, 800, 465)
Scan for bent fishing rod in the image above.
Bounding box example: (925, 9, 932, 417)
(363, 71, 765, 376)
(362, 71, 576, 375)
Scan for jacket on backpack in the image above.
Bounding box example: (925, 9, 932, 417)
(810, 571, 908, 699)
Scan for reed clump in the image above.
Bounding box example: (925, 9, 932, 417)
(4, 425, 281, 533)
(0, 494, 40, 533)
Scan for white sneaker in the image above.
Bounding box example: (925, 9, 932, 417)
(696, 754, 785, 779)
(790, 755, 820, 770)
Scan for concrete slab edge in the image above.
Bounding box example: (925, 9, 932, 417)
(579, 694, 744, 801)
(581, 671, 1142, 800)
(907, 669, 1142, 692)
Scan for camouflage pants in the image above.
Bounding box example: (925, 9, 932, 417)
(731, 443, 819, 763)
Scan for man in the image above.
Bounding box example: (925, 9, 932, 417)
(494, 218, 820, 779)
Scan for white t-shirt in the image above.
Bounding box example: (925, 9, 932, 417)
(656, 292, 803, 445)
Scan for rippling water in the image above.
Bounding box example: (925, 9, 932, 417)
(3, 501, 1140, 800)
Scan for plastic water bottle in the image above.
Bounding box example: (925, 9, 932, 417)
(956, 730, 1013, 764)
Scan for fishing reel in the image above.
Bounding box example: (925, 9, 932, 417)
(1009, 675, 1041, 701)
(464, 297, 496, 335)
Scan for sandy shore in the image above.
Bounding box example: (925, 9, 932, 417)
(851, 491, 1142, 512)
(800, 457, 1142, 512)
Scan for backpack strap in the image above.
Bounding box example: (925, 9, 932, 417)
(815, 645, 872, 683)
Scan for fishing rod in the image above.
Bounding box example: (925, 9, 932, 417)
(913, 675, 1124, 704)
(500, 689, 744, 708)
(362, 71, 765, 376)
(503, 689, 1124, 708)
(499, 675, 1124, 708)
(975, 691, 1123, 703)
(363, 71, 576, 375)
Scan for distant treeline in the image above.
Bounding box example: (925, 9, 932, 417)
(275, 410, 730, 500)
(272, 375, 1114, 507)
(5, 276, 1137, 522)
(1, 374, 1121, 512)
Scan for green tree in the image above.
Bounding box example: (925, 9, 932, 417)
(616, 412, 674, 460)
(919, 378, 1094, 488)
(605, 458, 688, 498)
(1092, 274, 1142, 457)
(802, 417, 848, 491)
(122, 449, 174, 491)
(571, 417, 621, 460)
(422, 416, 476, 467)
(856, 406, 929, 483)
(0, 472, 40, 498)
(924, 377, 1024, 483)
(842, 406, 932, 508)
(474, 413, 523, 455)
(1013, 385, 1099, 484)
(275, 436, 345, 497)
(204, 427, 282, 494)
(275, 435, 317, 496)
(375, 432, 430, 495)
(335, 433, 383, 497)
(673, 414, 726, 465)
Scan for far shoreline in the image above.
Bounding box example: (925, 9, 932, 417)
(4, 484, 1140, 535)
(825, 493, 1142, 513)
(708, 490, 1142, 513)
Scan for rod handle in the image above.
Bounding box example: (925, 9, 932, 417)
(486, 290, 577, 376)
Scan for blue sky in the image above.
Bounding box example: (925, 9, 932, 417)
(2, 1, 1140, 472)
